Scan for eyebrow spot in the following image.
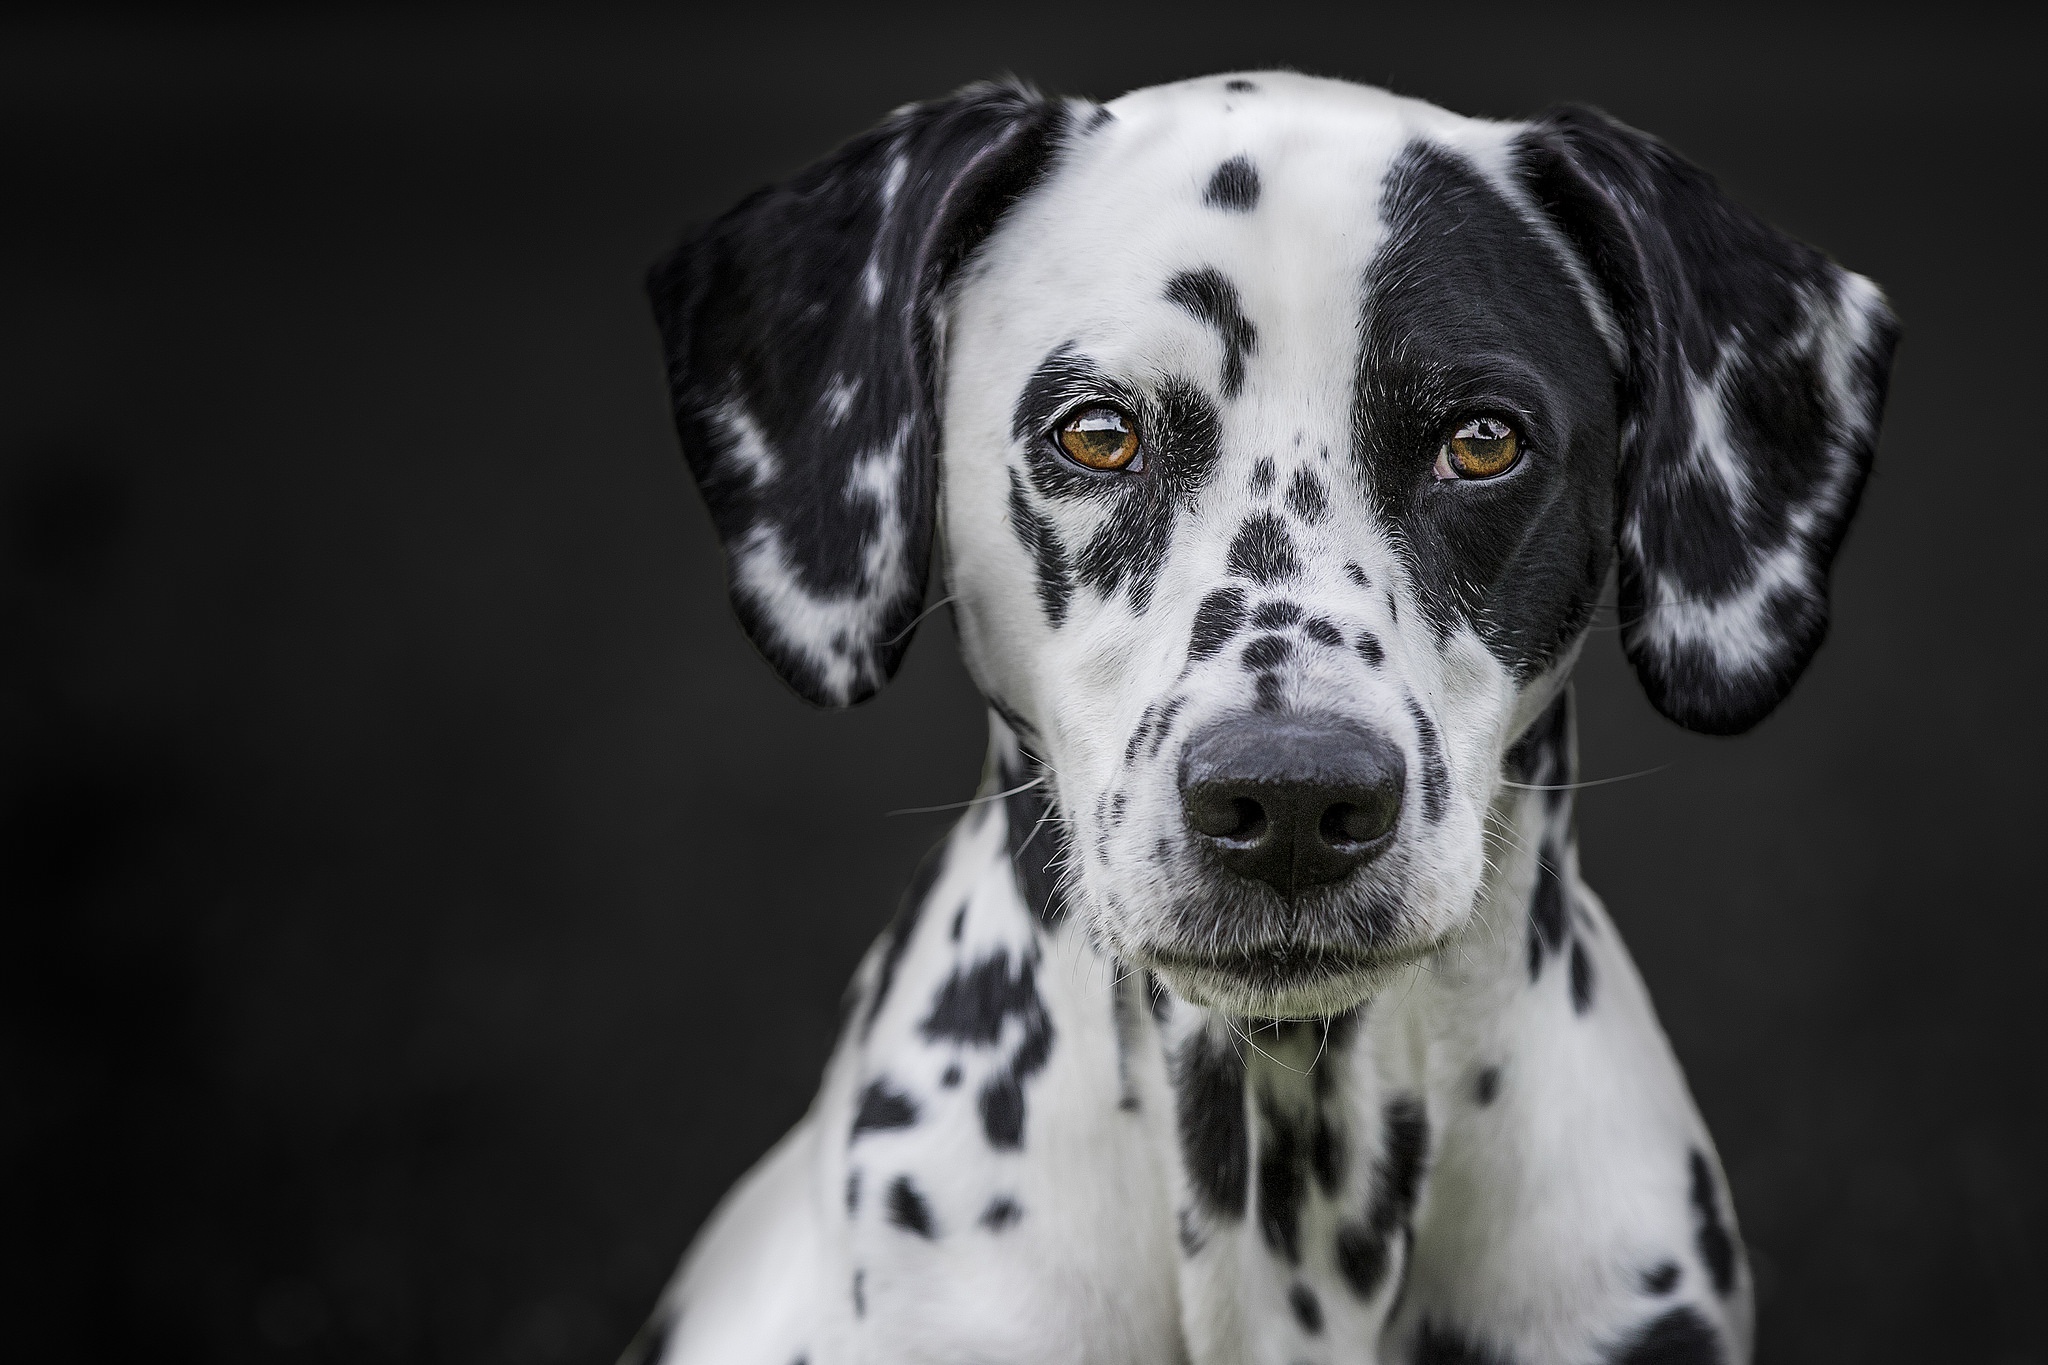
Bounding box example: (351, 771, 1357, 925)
(1165, 268, 1258, 399)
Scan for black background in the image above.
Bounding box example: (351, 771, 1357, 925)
(3, 5, 2042, 1362)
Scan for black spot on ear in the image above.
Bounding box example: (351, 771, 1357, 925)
(1228, 511, 1299, 583)
(1406, 697, 1450, 822)
(1189, 586, 1250, 659)
(1570, 939, 1596, 1013)
(1473, 1066, 1500, 1105)
(886, 1175, 937, 1238)
(1640, 1260, 1682, 1295)
(1413, 1321, 1518, 1365)
(1007, 469, 1072, 626)
(1224, 78, 1258, 93)
(1354, 630, 1385, 667)
(980, 1195, 1023, 1230)
(1242, 634, 1294, 672)
(865, 838, 947, 1037)
(1251, 599, 1303, 629)
(1285, 466, 1329, 524)
(851, 1078, 919, 1139)
(1203, 155, 1261, 212)
(1175, 1028, 1250, 1220)
(1288, 1282, 1324, 1334)
(1689, 1149, 1738, 1297)
(1166, 268, 1259, 398)
(1607, 1307, 1724, 1365)
(1345, 560, 1370, 588)
(1252, 457, 1277, 494)
(1303, 616, 1345, 648)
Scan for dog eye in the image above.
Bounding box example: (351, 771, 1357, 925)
(1435, 416, 1522, 480)
(1057, 406, 1143, 472)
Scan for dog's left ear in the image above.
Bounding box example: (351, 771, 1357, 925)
(1515, 107, 1901, 734)
(648, 81, 1069, 706)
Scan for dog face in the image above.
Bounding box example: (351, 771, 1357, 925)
(648, 73, 1896, 1017)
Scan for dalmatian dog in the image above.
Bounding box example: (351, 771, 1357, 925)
(627, 71, 1896, 1365)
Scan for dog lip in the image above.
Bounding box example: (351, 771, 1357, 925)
(1147, 941, 1390, 988)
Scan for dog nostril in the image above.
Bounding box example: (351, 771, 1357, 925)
(1189, 791, 1268, 841)
(1322, 796, 1398, 847)
(1225, 797, 1267, 843)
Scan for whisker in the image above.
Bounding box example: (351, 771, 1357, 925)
(888, 774, 1043, 816)
(1501, 765, 1667, 793)
(878, 593, 957, 648)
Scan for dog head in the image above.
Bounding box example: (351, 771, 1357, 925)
(648, 73, 1897, 1017)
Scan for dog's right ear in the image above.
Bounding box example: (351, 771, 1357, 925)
(648, 82, 1070, 707)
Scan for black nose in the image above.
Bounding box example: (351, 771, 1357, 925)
(1179, 714, 1406, 896)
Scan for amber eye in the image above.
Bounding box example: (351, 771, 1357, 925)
(1435, 416, 1522, 480)
(1057, 405, 1142, 472)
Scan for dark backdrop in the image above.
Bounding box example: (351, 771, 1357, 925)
(4, 6, 2041, 1362)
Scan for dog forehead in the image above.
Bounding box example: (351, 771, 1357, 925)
(966, 73, 1524, 365)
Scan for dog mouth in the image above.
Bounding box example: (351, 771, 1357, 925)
(1144, 938, 1431, 1004)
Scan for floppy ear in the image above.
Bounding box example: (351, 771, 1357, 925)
(647, 81, 1068, 706)
(1516, 107, 1900, 734)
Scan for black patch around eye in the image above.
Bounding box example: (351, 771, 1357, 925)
(1303, 616, 1345, 648)
(980, 1196, 1023, 1230)
(1289, 1282, 1324, 1335)
(1689, 1149, 1739, 1297)
(1007, 469, 1072, 626)
(1242, 634, 1295, 672)
(1174, 1028, 1250, 1220)
(885, 1175, 937, 1238)
(1189, 586, 1249, 660)
(1406, 697, 1450, 822)
(1203, 155, 1261, 212)
(1640, 1261, 1682, 1295)
(1071, 375, 1222, 613)
(1227, 511, 1300, 583)
(1165, 267, 1258, 399)
(1607, 1307, 1723, 1365)
(1251, 599, 1303, 629)
(1251, 457, 1276, 493)
(1285, 466, 1330, 523)
(851, 1078, 920, 1138)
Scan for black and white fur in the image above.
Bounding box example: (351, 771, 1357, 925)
(629, 72, 1896, 1365)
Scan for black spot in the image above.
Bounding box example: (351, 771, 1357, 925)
(1303, 616, 1344, 648)
(941, 1064, 961, 1088)
(1084, 104, 1115, 131)
(1147, 695, 1188, 758)
(1640, 1261, 1682, 1295)
(980, 1196, 1023, 1231)
(1177, 1206, 1206, 1256)
(1203, 155, 1261, 212)
(1007, 469, 1072, 626)
(1189, 586, 1250, 660)
(1689, 1149, 1738, 1297)
(1174, 1028, 1249, 1219)
(1288, 1281, 1324, 1334)
(851, 1078, 919, 1139)
(1413, 1321, 1517, 1365)
(851, 1269, 866, 1317)
(1251, 599, 1303, 629)
(1473, 1066, 1500, 1106)
(1406, 697, 1450, 822)
(1526, 840, 1570, 980)
(1336, 1094, 1430, 1301)
(1285, 466, 1329, 523)
(846, 1168, 861, 1214)
(1254, 672, 1285, 712)
(1166, 267, 1258, 398)
(1607, 1307, 1724, 1365)
(922, 947, 1056, 1148)
(1242, 634, 1294, 672)
(949, 904, 967, 940)
(886, 1175, 937, 1238)
(1354, 630, 1385, 667)
(1251, 457, 1276, 493)
(1570, 939, 1596, 1013)
(1345, 560, 1370, 587)
(1257, 1093, 1309, 1263)
(1227, 511, 1299, 583)
(1224, 78, 1258, 92)
(864, 839, 946, 1037)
